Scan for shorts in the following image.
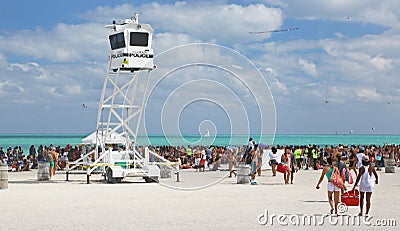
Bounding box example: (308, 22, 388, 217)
(270, 159, 278, 165)
(327, 181, 341, 192)
(50, 162, 55, 168)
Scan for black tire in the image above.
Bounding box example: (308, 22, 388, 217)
(152, 176, 159, 183)
(144, 176, 159, 183)
(106, 168, 115, 184)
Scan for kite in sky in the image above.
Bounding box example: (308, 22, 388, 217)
(249, 27, 299, 34)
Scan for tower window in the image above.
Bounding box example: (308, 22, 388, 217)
(130, 32, 149, 47)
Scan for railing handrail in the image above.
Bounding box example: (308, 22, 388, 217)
(67, 150, 95, 172)
(87, 149, 109, 175)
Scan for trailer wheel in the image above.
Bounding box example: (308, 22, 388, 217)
(144, 176, 159, 183)
(152, 176, 159, 183)
(106, 168, 116, 184)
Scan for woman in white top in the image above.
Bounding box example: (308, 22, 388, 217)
(352, 156, 378, 216)
(268, 147, 278, 176)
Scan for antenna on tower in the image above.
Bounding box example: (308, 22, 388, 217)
(133, 13, 141, 23)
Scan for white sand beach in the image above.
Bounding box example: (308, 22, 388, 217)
(1, 168, 399, 231)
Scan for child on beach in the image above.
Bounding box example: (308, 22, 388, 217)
(352, 156, 378, 216)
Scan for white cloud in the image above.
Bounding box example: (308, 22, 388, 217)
(153, 32, 199, 52)
(80, 2, 283, 45)
(0, 23, 107, 63)
(231, 64, 243, 70)
(145, 3, 283, 44)
(334, 32, 345, 38)
(262, 67, 288, 95)
(298, 58, 317, 77)
(356, 88, 382, 102)
(63, 85, 82, 95)
(265, 67, 277, 75)
(272, 77, 288, 95)
(0, 79, 24, 95)
(370, 56, 392, 71)
(7, 62, 48, 79)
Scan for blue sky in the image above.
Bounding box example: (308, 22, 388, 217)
(0, 0, 399, 135)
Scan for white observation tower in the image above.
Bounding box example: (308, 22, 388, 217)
(97, 13, 154, 149)
(92, 14, 159, 183)
(69, 14, 176, 184)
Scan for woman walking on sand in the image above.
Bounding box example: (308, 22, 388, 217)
(281, 147, 292, 184)
(316, 157, 341, 214)
(352, 156, 378, 216)
(250, 145, 259, 185)
(268, 147, 278, 176)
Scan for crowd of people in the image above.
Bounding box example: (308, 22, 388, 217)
(146, 145, 246, 171)
(1, 142, 399, 175)
(0, 144, 90, 176)
(1, 140, 399, 215)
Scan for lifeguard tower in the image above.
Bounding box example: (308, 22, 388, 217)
(67, 14, 177, 184)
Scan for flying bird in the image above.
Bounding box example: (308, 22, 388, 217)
(249, 27, 299, 34)
(82, 104, 88, 109)
(324, 99, 329, 104)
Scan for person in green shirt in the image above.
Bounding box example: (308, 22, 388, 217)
(294, 146, 302, 170)
(186, 145, 192, 163)
(312, 146, 318, 170)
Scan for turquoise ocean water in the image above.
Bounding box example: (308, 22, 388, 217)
(1, 133, 399, 155)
